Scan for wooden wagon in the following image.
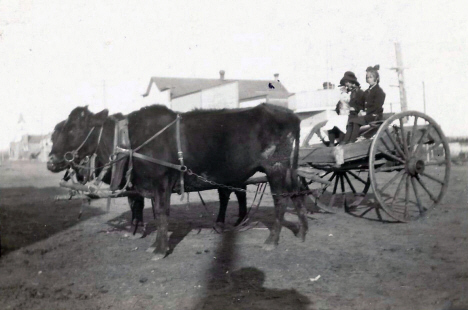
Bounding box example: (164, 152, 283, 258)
(297, 111, 451, 222)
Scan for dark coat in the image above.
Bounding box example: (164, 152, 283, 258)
(363, 84, 386, 122)
(348, 84, 386, 125)
(348, 87, 365, 116)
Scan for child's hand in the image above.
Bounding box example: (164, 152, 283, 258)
(358, 111, 365, 116)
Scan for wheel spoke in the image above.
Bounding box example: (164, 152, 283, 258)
(376, 164, 405, 172)
(410, 177, 424, 214)
(377, 148, 406, 164)
(332, 174, 340, 194)
(390, 172, 407, 209)
(379, 136, 394, 154)
(399, 118, 409, 156)
(413, 125, 431, 156)
(416, 175, 438, 202)
(404, 175, 410, 219)
(340, 174, 346, 193)
(420, 171, 445, 185)
(386, 128, 407, 159)
(409, 116, 419, 152)
(343, 173, 356, 194)
(359, 206, 374, 217)
(379, 169, 406, 193)
(348, 171, 368, 185)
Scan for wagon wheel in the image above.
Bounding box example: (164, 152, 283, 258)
(369, 111, 451, 222)
(302, 121, 329, 147)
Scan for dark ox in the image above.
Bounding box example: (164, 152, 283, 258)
(48, 104, 308, 259)
(50, 118, 247, 231)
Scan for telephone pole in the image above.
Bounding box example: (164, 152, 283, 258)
(102, 80, 107, 109)
(422, 81, 426, 114)
(391, 42, 408, 112)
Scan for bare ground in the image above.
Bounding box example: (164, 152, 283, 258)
(0, 161, 467, 310)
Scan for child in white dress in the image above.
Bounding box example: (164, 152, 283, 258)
(322, 86, 350, 146)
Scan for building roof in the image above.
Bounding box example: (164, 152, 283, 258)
(236, 80, 291, 100)
(143, 76, 292, 101)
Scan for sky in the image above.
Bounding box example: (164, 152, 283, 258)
(1, 0, 467, 150)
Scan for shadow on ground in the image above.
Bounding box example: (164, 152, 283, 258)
(0, 187, 105, 256)
(193, 230, 312, 310)
(106, 199, 310, 255)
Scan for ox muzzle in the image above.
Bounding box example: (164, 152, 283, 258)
(47, 154, 68, 172)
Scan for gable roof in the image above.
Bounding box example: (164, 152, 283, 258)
(143, 76, 292, 101)
(236, 79, 291, 101)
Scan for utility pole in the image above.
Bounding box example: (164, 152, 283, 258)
(102, 80, 107, 109)
(391, 42, 408, 112)
(422, 81, 426, 114)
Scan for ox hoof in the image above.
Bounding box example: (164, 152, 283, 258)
(296, 229, 307, 242)
(151, 253, 166, 261)
(213, 222, 224, 233)
(262, 243, 277, 251)
(146, 247, 156, 253)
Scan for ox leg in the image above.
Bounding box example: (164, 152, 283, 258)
(148, 194, 169, 260)
(128, 195, 145, 235)
(148, 178, 175, 260)
(263, 166, 290, 250)
(292, 194, 308, 242)
(216, 188, 231, 224)
(289, 172, 309, 241)
(234, 187, 247, 226)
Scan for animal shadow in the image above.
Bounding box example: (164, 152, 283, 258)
(106, 200, 306, 254)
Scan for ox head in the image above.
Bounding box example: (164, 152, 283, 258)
(47, 106, 108, 173)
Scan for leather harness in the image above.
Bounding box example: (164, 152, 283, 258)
(109, 114, 186, 195)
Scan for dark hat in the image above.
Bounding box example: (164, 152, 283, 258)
(339, 71, 360, 86)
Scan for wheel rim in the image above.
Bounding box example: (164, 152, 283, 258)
(369, 111, 451, 222)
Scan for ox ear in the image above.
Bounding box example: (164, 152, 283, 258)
(89, 109, 109, 127)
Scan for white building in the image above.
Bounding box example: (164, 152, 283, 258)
(141, 71, 293, 112)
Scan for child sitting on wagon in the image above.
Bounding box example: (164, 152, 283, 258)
(322, 81, 351, 146)
(326, 71, 365, 146)
(341, 65, 386, 144)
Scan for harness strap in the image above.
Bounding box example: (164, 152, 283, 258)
(133, 117, 179, 152)
(175, 115, 185, 196)
(129, 150, 187, 172)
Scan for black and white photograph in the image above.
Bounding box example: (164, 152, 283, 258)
(1, 1, 467, 309)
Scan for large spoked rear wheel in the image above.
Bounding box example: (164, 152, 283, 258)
(369, 111, 451, 222)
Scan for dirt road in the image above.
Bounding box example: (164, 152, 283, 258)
(0, 161, 467, 309)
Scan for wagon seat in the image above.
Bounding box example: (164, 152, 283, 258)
(358, 112, 395, 139)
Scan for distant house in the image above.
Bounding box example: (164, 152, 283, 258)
(142, 71, 293, 112)
(9, 134, 51, 162)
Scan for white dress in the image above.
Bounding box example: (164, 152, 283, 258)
(322, 90, 350, 134)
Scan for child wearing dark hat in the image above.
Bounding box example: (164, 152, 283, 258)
(337, 71, 365, 145)
(322, 83, 350, 146)
(341, 65, 386, 144)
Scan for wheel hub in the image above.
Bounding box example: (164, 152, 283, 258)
(407, 157, 425, 176)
